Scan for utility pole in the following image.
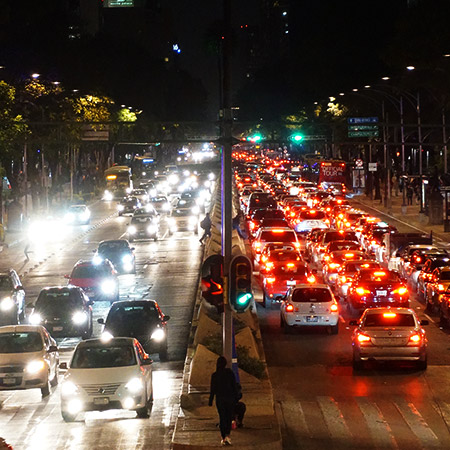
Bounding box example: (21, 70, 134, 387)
(23, 141, 28, 218)
(400, 97, 407, 211)
(417, 92, 424, 213)
(382, 102, 391, 208)
(443, 108, 448, 174)
(222, 0, 233, 367)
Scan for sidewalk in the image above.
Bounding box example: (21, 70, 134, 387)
(350, 190, 450, 244)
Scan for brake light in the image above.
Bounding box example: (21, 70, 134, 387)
(356, 287, 369, 295)
(266, 277, 276, 284)
(438, 284, 445, 292)
(340, 276, 346, 283)
(383, 312, 397, 318)
(272, 229, 285, 234)
(414, 256, 422, 263)
(393, 286, 408, 295)
(330, 303, 338, 312)
(285, 303, 294, 312)
(323, 255, 330, 261)
(409, 333, 421, 344)
(373, 271, 386, 277)
(344, 253, 355, 258)
(357, 332, 371, 343)
(249, 221, 256, 230)
(307, 275, 316, 283)
(290, 212, 296, 217)
(286, 263, 295, 268)
(294, 242, 300, 249)
(261, 255, 268, 263)
(371, 240, 378, 246)
(329, 263, 341, 269)
(345, 222, 351, 228)
(266, 262, 274, 270)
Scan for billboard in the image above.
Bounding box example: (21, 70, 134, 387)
(104, 0, 134, 7)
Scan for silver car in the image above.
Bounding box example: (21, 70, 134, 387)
(350, 307, 428, 370)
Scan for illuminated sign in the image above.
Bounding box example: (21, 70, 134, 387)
(104, 0, 134, 7)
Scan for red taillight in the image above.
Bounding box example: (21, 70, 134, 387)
(330, 303, 338, 312)
(307, 275, 316, 283)
(285, 303, 294, 312)
(357, 332, 371, 343)
(438, 284, 445, 292)
(329, 263, 340, 270)
(355, 287, 370, 296)
(249, 221, 256, 230)
(340, 275, 346, 283)
(266, 277, 276, 284)
(265, 262, 274, 270)
(393, 286, 408, 296)
(409, 333, 422, 344)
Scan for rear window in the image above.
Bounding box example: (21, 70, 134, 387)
(36, 289, 82, 310)
(292, 288, 332, 303)
(363, 313, 415, 327)
(324, 231, 357, 243)
(359, 270, 401, 283)
(270, 251, 300, 262)
(345, 261, 379, 272)
(272, 265, 308, 276)
(299, 211, 326, 220)
(0, 332, 43, 353)
(72, 265, 110, 278)
(260, 230, 296, 243)
(328, 241, 359, 252)
(439, 272, 450, 281)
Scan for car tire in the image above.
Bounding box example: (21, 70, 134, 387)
(417, 358, 427, 370)
(50, 368, 59, 387)
(41, 377, 51, 397)
(136, 391, 151, 418)
(61, 410, 77, 422)
(159, 343, 169, 362)
(352, 357, 363, 371)
(330, 323, 339, 335)
(439, 310, 448, 328)
(283, 320, 292, 334)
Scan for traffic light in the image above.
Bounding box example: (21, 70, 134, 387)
(247, 134, 262, 143)
(291, 133, 303, 142)
(201, 255, 224, 314)
(230, 255, 253, 313)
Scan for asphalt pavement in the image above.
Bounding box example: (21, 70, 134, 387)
(0, 200, 203, 449)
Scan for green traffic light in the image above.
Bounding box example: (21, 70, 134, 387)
(237, 293, 253, 305)
(247, 134, 262, 143)
(292, 134, 303, 142)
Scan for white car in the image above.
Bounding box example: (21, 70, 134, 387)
(0, 325, 59, 396)
(280, 284, 339, 334)
(60, 337, 153, 422)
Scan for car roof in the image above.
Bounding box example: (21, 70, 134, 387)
(76, 337, 136, 348)
(363, 307, 415, 315)
(292, 283, 330, 290)
(41, 285, 81, 292)
(110, 300, 157, 308)
(0, 325, 45, 334)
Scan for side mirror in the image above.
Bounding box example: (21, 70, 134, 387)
(142, 358, 153, 365)
(420, 319, 429, 326)
(48, 345, 58, 353)
(59, 362, 68, 370)
(97, 318, 105, 324)
(92, 249, 96, 253)
(349, 320, 358, 326)
(64, 274, 70, 279)
(163, 315, 170, 322)
(131, 247, 135, 251)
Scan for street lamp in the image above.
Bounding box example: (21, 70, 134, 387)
(31, 73, 40, 79)
(406, 66, 415, 71)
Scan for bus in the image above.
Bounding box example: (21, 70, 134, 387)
(103, 165, 132, 200)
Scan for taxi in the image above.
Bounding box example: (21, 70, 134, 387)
(425, 266, 450, 312)
(252, 228, 300, 263)
(322, 251, 366, 285)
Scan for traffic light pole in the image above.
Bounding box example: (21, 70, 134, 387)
(222, 0, 233, 367)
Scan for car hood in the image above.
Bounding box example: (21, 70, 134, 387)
(0, 350, 45, 365)
(64, 365, 142, 385)
(70, 278, 101, 288)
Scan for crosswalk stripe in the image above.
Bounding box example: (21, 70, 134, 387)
(317, 396, 352, 440)
(436, 401, 450, 428)
(356, 397, 398, 449)
(394, 399, 440, 448)
(278, 400, 310, 438)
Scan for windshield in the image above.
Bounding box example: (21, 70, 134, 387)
(106, 305, 159, 333)
(0, 276, 12, 290)
(0, 332, 43, 353)
(99, 242, 128, 253)
(363, 313, 415, 327)
(72, 265, 110, 278)
(173, 209, 192, 217)
(292, 288, 332, 303)
(36, 290, 82, 313)
(440, 272, 450, 281)
(71, 345, 136, 368)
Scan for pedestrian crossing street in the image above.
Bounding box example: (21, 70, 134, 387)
(278, 396, 450, 449)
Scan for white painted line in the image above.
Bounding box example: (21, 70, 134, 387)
(424, 314, 435, 324)
(143, 264, 148, 269)
(317, 396, 352, 440)
(339, 315, 345, 323)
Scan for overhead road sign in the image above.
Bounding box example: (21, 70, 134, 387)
(368, 162, 378, 172)
(348, 117, 379, 124)
(348, 125, 379, 131)
(355, 158, 363, 168)
(348, 130, 380, 138)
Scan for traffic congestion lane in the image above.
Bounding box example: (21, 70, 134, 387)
(0, 204, 202, 450)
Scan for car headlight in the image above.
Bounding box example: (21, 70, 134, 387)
(104, 191, 113, 201)
(92, 255, 103, 265)
(29, 313, 42, 325)
(122, 254, 133, 263)
(26, 360, 46, 374)
(65, 213, 75, 223)
(118, 204, 124, 211)
(191, 206, 200, 215)
(147, 225, 157, 234)
(162, 203, 170, 211)
(125, 377, 143, 394)
(72, 311, 87, 325)
(101, 279, 116, 295)
(151, 328, 165, 342)
(61, 380, 78, 397)
(168, 218, 176, 226)
(126, 187, 132, 194)
(188, 216, 197, 225)
(0, 297, 14, 311)
(128, 225, 137, 235)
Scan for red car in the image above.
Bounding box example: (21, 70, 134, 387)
(67, 259, 119, 304)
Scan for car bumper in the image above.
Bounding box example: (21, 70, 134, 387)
(353, 345, 427, 361)
(0, 367, 48, 390)
(44, 321, 88, 337)
(283, 313, 339, 327)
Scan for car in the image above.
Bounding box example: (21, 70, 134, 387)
(247, 208, 286, 238)
(60, 337, 153, 422)
(131, 189, 149, 204)
(94, 240, 136, 274)
(98, 300, 170, 360)
(127, 208, 160, 241)
(347, 269, 409, 315)
(262, 262, 313, 308)
(405, 249, 448, 285)
(293, 209, 329, 234)
(0, 269, 26, 326)
(280, 284, 339, 334)
(148, 196, 171, 214)
(246, 192, 277, 217)
(335, 260, 381, 301)
(416, 255, 450, 300)
(397, 245, 443, 279)
(65, 205, 91, 225)
(67, 260, 119, 304)
(0, 325, 59, 396)
(311, 230, 358, 264)
(167, 206, 199, 235)
(322, 250, 367, 285)
(252, 228, 300, 262)
(29, 286, 93, 339)
(350, 307, 428, 370)
(117, 196, 141, 216)
(425, 267, 450, 312)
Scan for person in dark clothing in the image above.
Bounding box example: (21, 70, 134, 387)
(233, 383, 246, 428)
(232, 212, 247, 239)
(407, 184, 413, 206)
(199, 212, 212, 244)
(209, 356, 238, 446)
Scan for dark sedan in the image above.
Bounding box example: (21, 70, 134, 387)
(94, 240, 136, 274)
(98, 300, 170, 360)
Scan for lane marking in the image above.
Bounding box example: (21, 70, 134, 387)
(424, 314, 435, 324)
(339, 315, 345, 324)
(317, 396, 352, 440)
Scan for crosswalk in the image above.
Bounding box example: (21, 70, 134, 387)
(278, 396, 450, 449)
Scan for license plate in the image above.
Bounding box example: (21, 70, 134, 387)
(287, 280, 296, 286)
(376, 290, 387, 296)
(306, 316, 318, 323)
(53, 327, 63, 332)
(94, 397, 109, 405)
(3, 378, 16, 385)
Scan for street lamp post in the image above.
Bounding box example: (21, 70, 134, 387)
(382, 101, 391, 209)
(417, 92, 424, 213)
(443, 108, 448, 174)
